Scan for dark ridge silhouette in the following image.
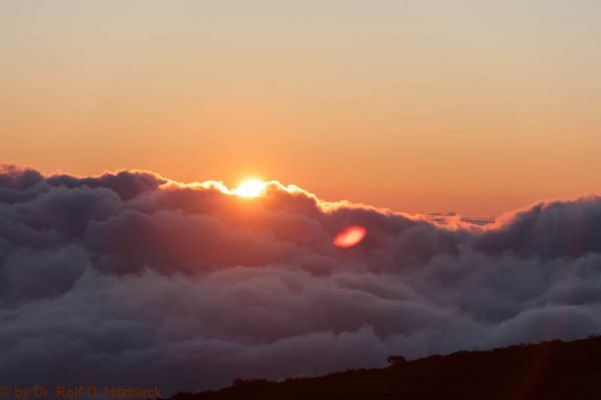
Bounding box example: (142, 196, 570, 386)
(169, 335, 601, 400)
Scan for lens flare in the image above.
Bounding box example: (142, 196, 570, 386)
(234, 180, 266, 198)
(333, 225, 366, 248)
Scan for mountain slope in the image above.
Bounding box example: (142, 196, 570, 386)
(170, 336, 601, 400)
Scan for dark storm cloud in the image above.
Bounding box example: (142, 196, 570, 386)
(2, 164, 601, 393)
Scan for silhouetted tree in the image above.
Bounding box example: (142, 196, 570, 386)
(387, 355, 408, 366)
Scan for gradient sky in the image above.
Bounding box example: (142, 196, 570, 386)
(2, 0, 601, 216)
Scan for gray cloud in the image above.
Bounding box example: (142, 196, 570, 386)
(1, 164, 601, 393)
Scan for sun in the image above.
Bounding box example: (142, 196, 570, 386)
(234, 179, 266, 198)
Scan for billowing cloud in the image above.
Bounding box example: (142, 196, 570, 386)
(2, 164, 601, 393)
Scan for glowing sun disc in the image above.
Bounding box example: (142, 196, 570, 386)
(234, 180, 266, 198)
(333, 225, 366, 248)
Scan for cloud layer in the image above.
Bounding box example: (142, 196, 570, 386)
(2, 164, 601, 393)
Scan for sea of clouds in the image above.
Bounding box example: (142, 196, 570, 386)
(2, 164, 601, 393)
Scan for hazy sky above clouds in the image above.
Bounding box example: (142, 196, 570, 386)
(2, 0, 601, 216)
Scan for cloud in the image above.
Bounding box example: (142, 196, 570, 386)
(2, 164, 601, 393)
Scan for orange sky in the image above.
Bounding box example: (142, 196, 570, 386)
(2, 1, 601, 217)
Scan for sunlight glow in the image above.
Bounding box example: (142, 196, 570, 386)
(234, 179, 266, 198)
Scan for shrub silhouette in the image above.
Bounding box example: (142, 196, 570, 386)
(386, 355, 408, 366)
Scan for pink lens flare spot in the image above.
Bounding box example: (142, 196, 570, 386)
(333, 225, 366, 248)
